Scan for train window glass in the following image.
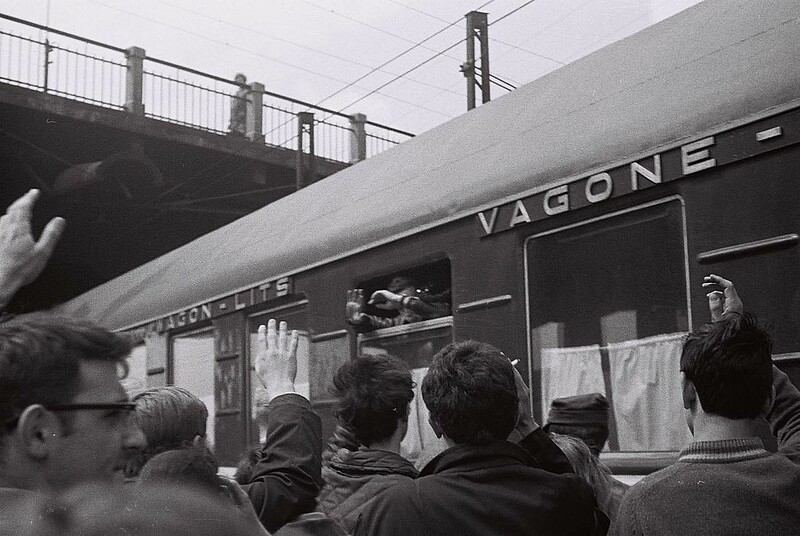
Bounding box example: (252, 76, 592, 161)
(352, 259, 452, 333)
(122, 343, 148, 394)
(310, 333, 351, 442)
(359, 318, 453, 463)
(172, 329, 216, 450)
(248, 304, 309, 444)
(526, 199, 691, 453)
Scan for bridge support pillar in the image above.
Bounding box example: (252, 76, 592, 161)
(246, 82, 264, 143)
(349, 113, 367, 163)
(124, 46, 146, 116)
(296, 112, 315, 190)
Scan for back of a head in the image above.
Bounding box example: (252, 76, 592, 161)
(37, 482, 264, 536)
(126, 386, 208, 476)
(422, 340, 518, 444)
(681, 313, 773, 419)
(332, 354, 414, 446)
(544, 393, 610, 456)
(137, 444, 220, 494)
(0, 314, 131, 444)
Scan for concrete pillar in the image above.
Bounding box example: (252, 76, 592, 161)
(246, 82, 265, 142)
(349, 113, 367, 163)
(124, 46, 145, 116)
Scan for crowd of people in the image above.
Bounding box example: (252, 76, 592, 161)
(0, 189, 799, 535)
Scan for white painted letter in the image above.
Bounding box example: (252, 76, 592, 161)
(585, 173, 613, 203)
(276, 277, 290, 297)
(201, 304, 211, 320)
(543, 185, 569, 216)
(188, 307, 199, 323)
(631, 155, 662, 190)
(477, 207, 499, 235)
(508, 200, 531, 228)
(681, 136, 716, 175)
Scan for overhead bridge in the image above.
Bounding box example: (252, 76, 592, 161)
(0, 14, 414, 310)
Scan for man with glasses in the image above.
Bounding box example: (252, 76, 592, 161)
(0, 314, 147, 503)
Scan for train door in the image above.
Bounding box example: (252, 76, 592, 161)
(525, 197, 691, 460)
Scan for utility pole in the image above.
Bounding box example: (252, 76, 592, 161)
(461, 11, 490, 111)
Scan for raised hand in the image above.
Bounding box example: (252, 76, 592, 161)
(702, 274, 744, 321)
(255, 319, 299, 403)
(346, 288, 367, 325)
(0, 189, 65, 308)
(509, 360, 539, 440)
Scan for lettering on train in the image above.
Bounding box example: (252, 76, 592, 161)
(477, 136, 719, 236)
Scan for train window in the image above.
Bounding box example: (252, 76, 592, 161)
(122, 343, 148, 394)
(526, 198, 691, 453)
(248, 303, 310, 444)
(359, 317, 453, 462)
(349, 259, 452, 333)
(171, 329, 216, 450)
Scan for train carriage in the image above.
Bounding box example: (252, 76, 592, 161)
(62, 0, 800, 474)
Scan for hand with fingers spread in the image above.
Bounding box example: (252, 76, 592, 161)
(345, 288, 368, 326)
(702, 274, 744, 321)
(0, 189, 65, 309)
(256, 319, 300, 404)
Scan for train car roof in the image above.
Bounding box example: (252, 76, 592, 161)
(61, 0, 800, 330)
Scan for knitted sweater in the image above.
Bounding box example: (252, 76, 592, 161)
(611, 367, 800, 536)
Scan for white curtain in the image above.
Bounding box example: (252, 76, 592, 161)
(540, 345, 606, 422)
(401, 367, 442, 463)
(607, 332, 692, 451)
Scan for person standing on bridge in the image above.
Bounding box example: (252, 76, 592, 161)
(229, 73, 249, 137)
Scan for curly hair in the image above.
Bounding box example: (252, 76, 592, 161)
(680, 313, 773, 419)
(422, 340, 518, 444)
(331, 354, 414, 447)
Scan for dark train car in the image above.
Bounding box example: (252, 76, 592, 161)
(62, 0, 800, 474)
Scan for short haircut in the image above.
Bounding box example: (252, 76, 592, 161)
(331, 354, 413, 447)
(0, 314, 131, 440)
(422, 340, 518, 444)
(680, 313, 773, 419)
(137, 445, 219, 494)
(125, 387, 208, 477)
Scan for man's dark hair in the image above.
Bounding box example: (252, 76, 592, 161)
(422, 340, 518, 444)
(331, 354, 413, 447)
(125, 387, 208, 477)
(0, 314, 132, 439)
(680, 313, 773, 419)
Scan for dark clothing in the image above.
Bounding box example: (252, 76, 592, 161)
(611, 367, 800, 536)
(318, 447, 418, 533)
(244, 393, 322, 534)
(354, 437, 598, 536)
(274, 513, 348, 536)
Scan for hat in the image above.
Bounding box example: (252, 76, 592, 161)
(545, 393, 609, 427)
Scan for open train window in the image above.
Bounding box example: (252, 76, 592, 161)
(350, 258, 452, 333)
(526, 198, 691, 454)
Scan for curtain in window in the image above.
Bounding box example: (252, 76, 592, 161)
(607, 332, 691, 451)
(540, 344, 606, 421)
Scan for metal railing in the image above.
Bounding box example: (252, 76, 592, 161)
(0, 13, 414, 164)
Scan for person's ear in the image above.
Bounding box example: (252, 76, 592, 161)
(762, 385, 776, 416)
(681, 372, 696, 410)
(428, 417, 443, 439)
(16, 405, 62, 460)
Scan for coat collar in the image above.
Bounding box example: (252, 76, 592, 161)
(419, 439, 537, 476)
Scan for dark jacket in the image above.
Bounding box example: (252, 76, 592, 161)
(317, 447, 418, 533)
(274, 513, 349, 536)
(244, 393, 322, 534)
(354, 437, 599, 536)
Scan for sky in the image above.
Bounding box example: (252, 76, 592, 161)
(1, 0, 704, 135)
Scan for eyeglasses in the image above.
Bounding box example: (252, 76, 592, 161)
(46, 403, 137, 412)
(3, 403, 137, 430)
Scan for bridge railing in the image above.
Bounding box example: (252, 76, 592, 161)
(0, 14, 413, 164)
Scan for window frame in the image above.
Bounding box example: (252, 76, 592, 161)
(523, 195, 691, 463)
